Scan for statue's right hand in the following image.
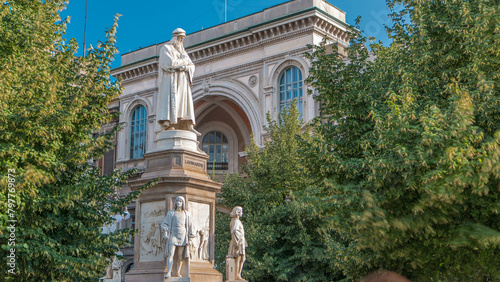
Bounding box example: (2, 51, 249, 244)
(163, 233, 168, 239)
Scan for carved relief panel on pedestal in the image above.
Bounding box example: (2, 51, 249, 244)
(187, 201, 211, 262)
(139, 201, 166, 262)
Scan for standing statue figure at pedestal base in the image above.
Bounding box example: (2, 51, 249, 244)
(156, 28, 199, 136)
(162, 196, 195, 279)
(226, 206, 247, 281)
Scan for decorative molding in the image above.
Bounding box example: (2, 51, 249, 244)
(147, 114, 156, 124)
(114, 15, 347, 85)
(121, 87, 158, 100)
(192, 46, 309, 81)
(122, 71, 158, 85)
(188, 14, 349, 65)
(197, 121, 239, 174)
(113, 12, 349, 84)
(124, 98, 149, 118)
(190, 27, 313, 65)
(193, 82, 261, 146)
(114, 63, 158, 84)
(272, 59, 307, 82)
(248, 75, 257, 88)
(118, 121, 128, 131)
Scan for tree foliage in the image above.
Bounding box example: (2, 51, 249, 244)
(305, 0, 500, 280)
(216, 106, 346, 281)
(0, 1, 153, 280)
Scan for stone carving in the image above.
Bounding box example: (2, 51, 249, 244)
(161, 196, 195, 278)
(227, 206, 247, 281)
(112, 251, 124, 270)
(142, 223, 165, 256)
(143, 209, 166, 218)
(248, 75, 257, 87)
(198, 228, 209, 260)
(156, 28, 199, 135)
(188, 201, 211, 262)
(139, 201, 166, 262)
(101, 251, 123, 281)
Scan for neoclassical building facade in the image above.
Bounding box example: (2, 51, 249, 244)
(105, 0, 350, 278)
(110, 0, 349, 178)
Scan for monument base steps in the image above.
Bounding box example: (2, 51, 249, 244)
(190, 261, 223, 282)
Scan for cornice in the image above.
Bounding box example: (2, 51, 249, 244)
(112, 59, 158, 83)
(188, 13, 349, 64)
(113, 10, 350, 84)
(192, 27, 314, 65)
(120, 87, 158, 100)
(192, 46, 310, 82)
(121, 70, 158, 85)
(186, 7, 348, 50)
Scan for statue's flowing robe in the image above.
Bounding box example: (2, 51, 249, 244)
(227, 218, 247, 257)
(161, 209, 194, 258)
(156, 43, 195, 131)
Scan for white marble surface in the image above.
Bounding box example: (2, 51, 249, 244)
(156, 29, 196, 133)
(155, 130, 199, 152)
(139, 201, 167, 262)
(188, 201, 211, 262)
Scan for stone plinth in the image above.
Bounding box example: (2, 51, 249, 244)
(155, 130, 199, 152)
(125, 148, 222, 282)
(165, 278, 190, 282)
(225, 257, 247, 282)
(225, 256, 236, 281)
(191, 261, 225, 282)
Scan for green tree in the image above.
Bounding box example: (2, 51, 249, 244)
(0, 1, 153, 280)
(216, 105, 346, 281)
(306, 0, 500, 280)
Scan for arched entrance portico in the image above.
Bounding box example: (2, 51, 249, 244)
(193, 82, 259, 178)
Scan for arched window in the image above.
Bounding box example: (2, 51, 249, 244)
(202, 131, 228, 170)
(130, 105, 147, 159)
(279, 66, 303, 118)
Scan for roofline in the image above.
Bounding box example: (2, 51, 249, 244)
(120, 4, 350, 57)
(112, 56, 158, 73)
(183, 0, 346, 41)
(186, 7, 350, 50)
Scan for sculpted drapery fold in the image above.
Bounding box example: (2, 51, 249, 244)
(156, 28, 196, 133)
(161, 209, 194, 258)
(160, 196, 195, 278)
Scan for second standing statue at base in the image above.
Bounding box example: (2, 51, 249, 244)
(161, 196, 195, 278)
(227, 206, 247, 280)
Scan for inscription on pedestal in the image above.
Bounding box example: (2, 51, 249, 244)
(139, 201, 166, 262)
(185, 159, 205, 170)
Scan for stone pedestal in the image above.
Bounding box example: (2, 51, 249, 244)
(225, 257, 247, 282)
(125, 138, 223, 282)
(155, 130, 199, 152)
(164, 278, 190, 282)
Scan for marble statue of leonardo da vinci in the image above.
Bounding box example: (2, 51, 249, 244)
(156, 28, 199, 134)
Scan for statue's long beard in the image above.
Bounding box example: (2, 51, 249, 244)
(174, 42, 184, 53)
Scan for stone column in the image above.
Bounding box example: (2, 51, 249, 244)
(125, 132, 222, 282)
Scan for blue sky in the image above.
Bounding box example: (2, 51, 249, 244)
(61, 0, 394, 68)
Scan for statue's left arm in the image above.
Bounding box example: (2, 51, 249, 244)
(185, 57, 195, 86)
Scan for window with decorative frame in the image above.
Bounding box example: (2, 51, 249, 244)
(278, 66, 303, 118)
(202, 131, 229, 170)
(130, 105, 147, 159)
